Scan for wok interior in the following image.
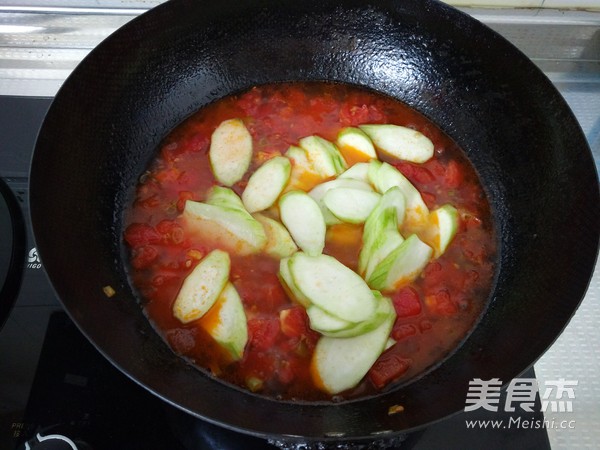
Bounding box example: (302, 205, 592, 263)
(30, 0, 598, 441)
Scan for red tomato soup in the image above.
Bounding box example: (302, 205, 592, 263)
(123, 82, 496, 402)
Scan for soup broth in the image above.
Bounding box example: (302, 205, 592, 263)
(123, 82, 496, 402)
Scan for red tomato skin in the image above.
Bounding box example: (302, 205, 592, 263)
(247, 317, 281, 352)
(124, 223, 161, 248)
(156, 219, 184, 245)
(368, 353, 411, 389)
(280, 306, 311, 339)
(131, 245, 158, 269)
(392, 323, 418, 341)
(236, 274, 288, 313)
(445, 160, 464, 188)
(339, 104, 370, 126)
(392, 287, 422, 318)
(391, 321, 417, 341)
(425, 289, 458, 316)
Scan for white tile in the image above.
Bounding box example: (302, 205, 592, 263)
(443, 0, 543, 6)
(444, 0, 600, 7)
(543, 0, 600, 9)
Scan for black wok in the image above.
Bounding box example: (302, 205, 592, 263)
(29, 0, 599, 443)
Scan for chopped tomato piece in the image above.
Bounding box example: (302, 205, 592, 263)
(156, 219, 185, 244)
(339, 103, 370, 126)
(392, 323, 418, 341)
(444, 160, 464, 188)
(279, 335, 301, 353)
(428, 159, 446, 177)
(131, 245, 158, 269)
(394, 161, 415, 180)
(280, 308, 319, 355)
(280, 306, 310, 339)
(232, 255, 288, 312)
(368, 353, 411, 389)
(392, 287, 422, 318)
(393, 162, 432, 185)
(154, 167, 181, 184)
(124, 223, 161, 247)
(248, 317, 281, 352)
(309, 96, 337, 116)
(413, 166, 435, 184)
(237, 274, 288, 312)
(238, 88, 262, 115)
(425, 289, 458, 316)
(367, 104, 384, 123)
(160, 133, 208, 162)
(286, 88, 307, 105)
(182, 132, 209, 154)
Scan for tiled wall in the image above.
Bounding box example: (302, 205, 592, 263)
(1, 0, 600, 10)
(444, 0, 600, 9)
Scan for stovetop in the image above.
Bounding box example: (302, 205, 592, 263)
(0, 4, 599, 450)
